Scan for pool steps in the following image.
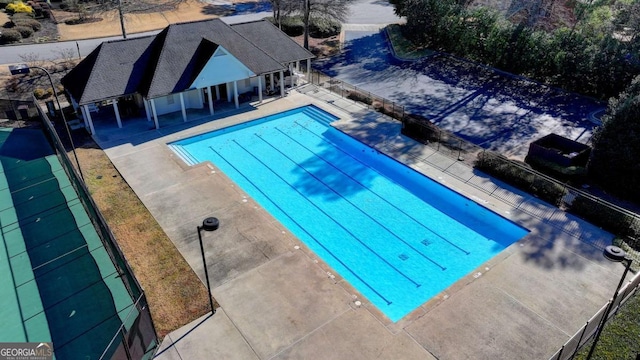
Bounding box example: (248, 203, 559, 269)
(168, 144, 199, 166)
(302, 106, 337, 124)
(168, 105, 337, 167)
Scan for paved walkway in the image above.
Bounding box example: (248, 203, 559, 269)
(94, 85, 628, 360)
(314, 31, 605, 160)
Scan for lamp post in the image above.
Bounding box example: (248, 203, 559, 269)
(197, 217, 219, 315)
(586, 245, 633, 359)
(9, 64, 84, 180)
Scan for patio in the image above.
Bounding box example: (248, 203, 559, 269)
(95, 86, 626, 360)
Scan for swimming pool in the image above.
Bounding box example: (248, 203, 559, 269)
(169, 105, 529, 321)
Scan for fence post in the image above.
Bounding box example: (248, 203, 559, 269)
(560, 183, 567, 207)
(555, 345, 564, 360)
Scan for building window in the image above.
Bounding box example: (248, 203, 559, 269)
(167, 94, 174, 104)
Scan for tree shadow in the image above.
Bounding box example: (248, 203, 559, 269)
(200, 4, 235, 16)
(200, 1, 271, 16)
(316, 30, 605, 159)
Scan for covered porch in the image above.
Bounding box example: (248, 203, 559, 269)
(84, 94, 284, 145)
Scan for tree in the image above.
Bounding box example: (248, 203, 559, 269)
(269, 0, 297, 29)
(296, 0, 353, 49)
(74, 0, 188, 38)
(589, 75, 640, 201)
(400, 0, 462, 47)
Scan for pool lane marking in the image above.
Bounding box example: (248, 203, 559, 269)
(281, 120, 471, 256)
(226, 139, 423, 288)
(255, 132, 447, 271)
(228, 139, 423, 287)
(289, 119, 470, 256)
(208, 145, 396, 305)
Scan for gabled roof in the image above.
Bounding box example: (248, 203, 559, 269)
(231, 20, 316, 64)
(144, 19, 285, 98)
(63, 18, 313, 105)
(62, 36, 155, 105)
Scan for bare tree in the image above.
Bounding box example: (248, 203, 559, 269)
(270, 0, 297, 29)
(296, 0, 353, 49)
(19, 52, 46, 68)
(75, 0, 187, 38)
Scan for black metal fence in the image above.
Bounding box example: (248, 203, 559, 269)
(307, 69, 640, 358)
(549, 272, 640, 360)
(0, 98, 39, 121)
(33, 99, 159, 360)
(307, 69, 640, 241)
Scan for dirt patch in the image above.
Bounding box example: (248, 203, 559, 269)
(0, 12, 60, 44)
(74, 144, 212, 339)
(64, 17, 103, 25)
(291, 34, 340, 58)
(0, 11, 9, 26)
(55, 0, 213, 40)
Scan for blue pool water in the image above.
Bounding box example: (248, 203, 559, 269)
(169, 105, 529, 322)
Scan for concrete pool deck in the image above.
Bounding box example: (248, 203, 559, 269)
(96, 86, 627, 360)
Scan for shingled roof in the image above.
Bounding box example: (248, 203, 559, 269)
(231, 20, 315, 64)
(63, 18, 313, 105)
(62, 36, 155, 105)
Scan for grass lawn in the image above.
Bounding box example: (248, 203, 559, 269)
(385, 24, 435, 60)
(574, 285, 640, 359)
(574, 237, 639, 358)
(73, 144, 211, 339)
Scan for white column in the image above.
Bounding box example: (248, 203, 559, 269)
(143, 99, 151, 122)
(233, 81, 239, 109)
(290, 64, 294, 88)
(180, 92, 187, 122)
(207, 86, 214, 115)
(80, 105, 89, 129)
(270, 73, 274, 90)
(215, 85, 220, 100)
(198, 88, 204, 105)
(112, 99, 122, 128)
(258, 76, 263, 103)
(83, 104, 96, 135)
(295, 61, 300, 72)
(280, 70, 285, 98)
(227, 83, 232, 102)
(306, 59, 311, 81)
(150, 98, 160, 130)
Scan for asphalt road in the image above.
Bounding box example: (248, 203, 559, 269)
(0, 12, 271, 65)
(0, 0, 401, 65)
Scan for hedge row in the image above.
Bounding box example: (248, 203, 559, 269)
(475, 151, 566, 206)
(474, 151, 640, 248)
(268, 16, 341, 38)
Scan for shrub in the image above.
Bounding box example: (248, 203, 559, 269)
(11, 11, 34, 21)
(33, 87, 48, 99)
(475, 151, 567, 206)
(6, 1, 33, 14)
(14, 25, 34, 38)
(569, 196, 640, 246)
(3, 21, 15, 28)
(60, 0, 79, 11)
(273, 16, 304, 37)
(309, 18, 341, 38)
(401, 115, 440, 143)
(347, 91, 373, 105)
(13, 18, 41, 31)
(0, 28, 21, 43)
(0, 0, 12, 9)
(525, 155, 587, 184)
